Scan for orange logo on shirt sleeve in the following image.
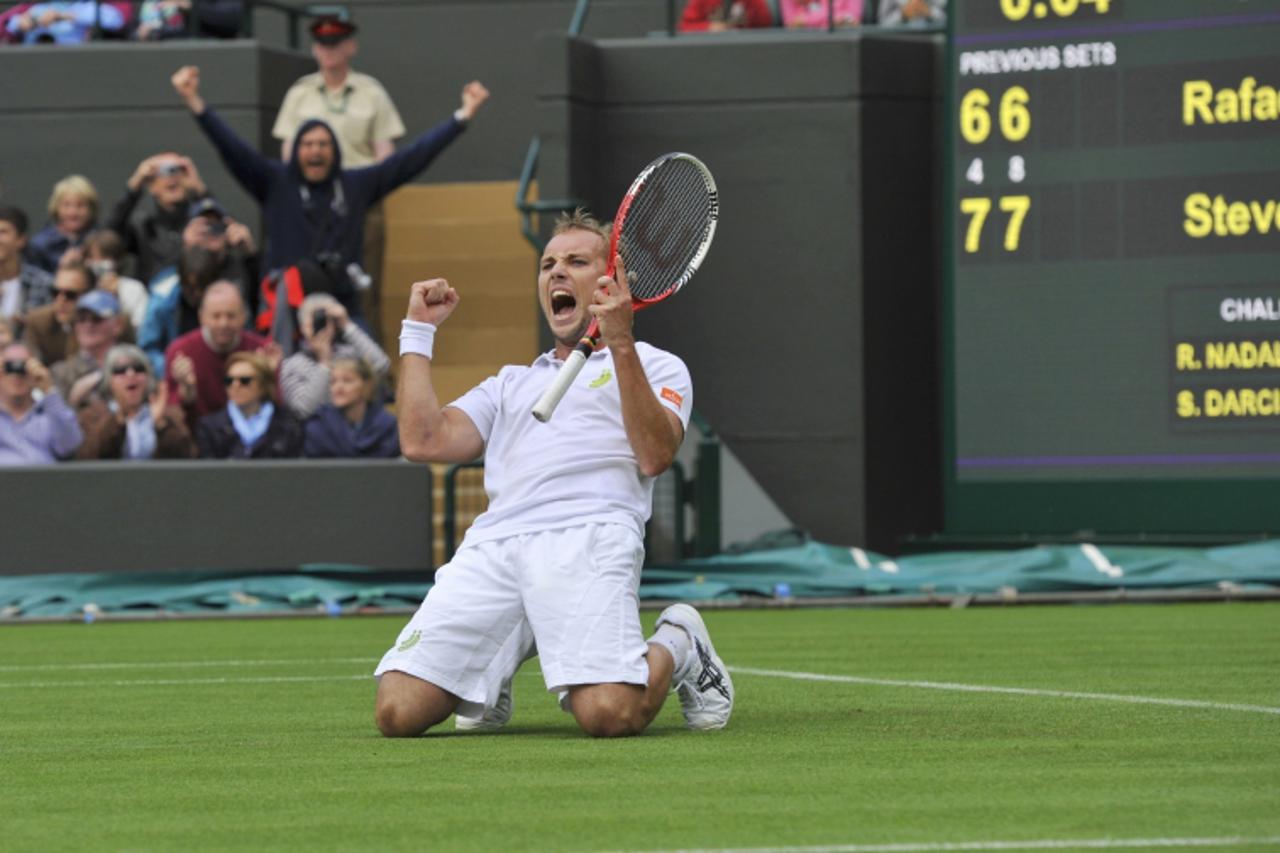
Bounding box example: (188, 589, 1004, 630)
(660, 387, 683, 407)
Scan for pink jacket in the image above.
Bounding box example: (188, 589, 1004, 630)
(780, 0, 863, 27)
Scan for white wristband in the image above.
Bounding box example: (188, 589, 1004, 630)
(399, 320, 437, 359)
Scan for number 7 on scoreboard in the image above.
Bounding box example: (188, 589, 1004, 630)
(959, 195, 1031, 255)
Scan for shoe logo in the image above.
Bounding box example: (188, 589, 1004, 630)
(589, 369, 613, 388)
(397, 630, 421, 652)
(694, 640, 731, 701)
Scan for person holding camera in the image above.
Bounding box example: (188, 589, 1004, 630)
(0, 341, 83, 465)
(138, 199, 257, 373)
(279, 291, 389, 419)
(108, 153, 212, 284)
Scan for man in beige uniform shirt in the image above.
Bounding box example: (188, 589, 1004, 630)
(273, 14, 406, 336)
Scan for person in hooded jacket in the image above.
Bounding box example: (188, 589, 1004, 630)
(170, 65, 489, 317)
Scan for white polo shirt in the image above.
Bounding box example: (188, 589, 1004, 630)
(449, 342, 693, 549)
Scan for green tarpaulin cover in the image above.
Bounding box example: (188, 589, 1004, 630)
(2, 536, 1278, 618)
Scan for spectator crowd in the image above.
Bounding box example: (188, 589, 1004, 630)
(0, 0, 946, 45)
(0, 10, 494, 465)
(677, 0, 945, 30)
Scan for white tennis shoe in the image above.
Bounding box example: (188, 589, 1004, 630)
(656, 603, 734, 730)
(455, 678, 513, 732)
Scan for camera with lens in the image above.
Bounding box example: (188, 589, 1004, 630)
(3, 359, 29, 376)
(157, 161, 187, 178)
(312, 252, 356, 303)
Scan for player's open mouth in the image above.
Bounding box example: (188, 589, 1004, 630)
(550, 289, 576, 318)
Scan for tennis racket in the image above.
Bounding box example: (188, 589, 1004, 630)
(531, 152, 718, 422)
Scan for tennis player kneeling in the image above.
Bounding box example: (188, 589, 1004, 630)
(374, 210, 733, 737)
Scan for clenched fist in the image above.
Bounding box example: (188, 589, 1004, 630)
(171, 65, 206, 114)
(458, 81, 490, 122)
(406, 278, 460, 326)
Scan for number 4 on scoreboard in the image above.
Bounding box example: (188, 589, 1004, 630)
(960, 195, 1031, 254)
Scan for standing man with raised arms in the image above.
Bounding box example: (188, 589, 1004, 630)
(374, 211, 734, 738)
(171, 65, 488, 323)
(272, 13, 407, 328)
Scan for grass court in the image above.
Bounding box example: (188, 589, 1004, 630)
(4, 602, 1279, 851)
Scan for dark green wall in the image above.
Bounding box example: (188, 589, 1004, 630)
(0, 42, 310, 243)
(0, 461, 432, 574)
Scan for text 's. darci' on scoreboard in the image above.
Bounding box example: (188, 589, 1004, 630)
(945, 0, 1280, 538)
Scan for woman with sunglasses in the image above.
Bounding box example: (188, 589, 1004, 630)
(195, 351, 302, 459)
(76, 344, 196, 460)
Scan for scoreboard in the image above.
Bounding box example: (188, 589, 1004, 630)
(945, 0, 1280, 535)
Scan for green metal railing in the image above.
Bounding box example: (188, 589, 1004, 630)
(442, 461, 486, 562)
(515, 134, 588, 253)
(513, 0, 594, 251)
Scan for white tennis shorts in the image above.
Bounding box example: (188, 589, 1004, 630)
(374, 523, 650, 714)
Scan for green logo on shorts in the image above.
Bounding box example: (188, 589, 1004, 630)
(397, 630, 421, 652)
(590, 369, 613, 388)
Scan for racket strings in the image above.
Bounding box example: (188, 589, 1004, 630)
(618, 159, 716, 301)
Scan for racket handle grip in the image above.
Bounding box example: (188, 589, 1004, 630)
(531, 347, 589, 422)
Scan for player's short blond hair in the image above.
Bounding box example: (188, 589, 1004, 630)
(552, 208, 609, 257)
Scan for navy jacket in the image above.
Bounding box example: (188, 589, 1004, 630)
(26, 223, 94, 273)
(304, 403, 400, 459)
(196, 406, 304, 459)
(193, 107, 465, 274)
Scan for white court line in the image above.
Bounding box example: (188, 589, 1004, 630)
(3, 660, 1279, 717)
(729, 667, 1280, 716)
(0, 674, 371, 689)
(0, 657, 376, 672)
(0, 667, 551, 689)
(626, 836, 1280, 853)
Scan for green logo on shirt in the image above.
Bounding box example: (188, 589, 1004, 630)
(589, 369, 613, 388)
(397, 630, 421, 652)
